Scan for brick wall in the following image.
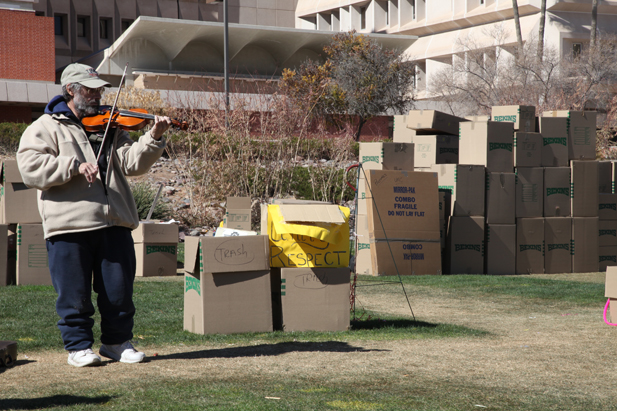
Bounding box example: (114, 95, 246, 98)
(0, 10, 54, 81)
(0, 106, 32, 123)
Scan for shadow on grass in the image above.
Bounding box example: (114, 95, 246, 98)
(150, 341, 389, 361)
(0, 359, 36, 374)
(0, 394, 114, 410)
(350, 318, 438, 330)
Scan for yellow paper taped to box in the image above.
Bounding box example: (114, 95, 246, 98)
(268, 204, 350, 268)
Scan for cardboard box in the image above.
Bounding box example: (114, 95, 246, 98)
(466, 115, 490, 122)
(613, 161, 617, 193)
(544, 217, 572, 274)
(382, 142, 415, 171)
(453, 165, 485, 217)
(544, 167, 571, 217)
(0, 225, 8, 286)
(448, 216, 484, 274)
(599, 246, 617, 271)
(267, 204, 350, 268)
(183, 235, 272, 335)
(132, 222, 179, 277)
(354, 213, 373, 275)
(459, 121, 514, 173)
(572, 217, 599, 273)
(599, 194, 617, 220)
(598, 161, 613, 194)
(16, 223, 51, 286)
(516, 218, 544, 274)
(365, 170, 440, 242)
(514, 132, 542, 167)
(485, 224, 516, 275)
(491, 105, 536, 132)
(599, 220, 617, 246)
(539, 117, 568, 167)
(407, 109, 468, 135)
(370, 240, 442, 275)
(571, 160, 599, 217)
(605, 267, 617, 321)
(485, 172, 516, 224)
(223, 197, 252, 231)
(544, 111, 596, 160)
(431, 164, 456, 215)
(413, 135, 459, 168)
(393, 114, 415, 143)
(272, 267, 350, 332)
(359, 142, 384, 171)
(515, 167, 544, 218)
(0, 160, 41, 224)
(438, 190, 452, 221)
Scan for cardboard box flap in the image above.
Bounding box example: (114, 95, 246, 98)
(132, 222, 179, 243)
(202, 235, 269, 273)
(184, 236, 201, 275)
(226, 196, 251, 209)
(606, 267, 617, 298)
(1, 160, 23, 184)
(278, 204, 346, 225)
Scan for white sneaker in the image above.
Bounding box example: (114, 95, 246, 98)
(100, 341, 145, 364)
(68, 348, 102, 367)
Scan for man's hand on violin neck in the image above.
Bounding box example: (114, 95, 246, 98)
(151, 116, 173, 140)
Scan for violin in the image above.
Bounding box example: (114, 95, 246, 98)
(82, 105, 188, 132)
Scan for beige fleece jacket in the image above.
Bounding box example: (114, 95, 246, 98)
(17, 112, 166, 239)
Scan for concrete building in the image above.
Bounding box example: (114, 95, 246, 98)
(295, 0, 617, 99)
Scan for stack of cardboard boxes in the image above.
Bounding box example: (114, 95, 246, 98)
(384, 107, 609, 274)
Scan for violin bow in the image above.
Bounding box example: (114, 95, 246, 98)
(95, 62, 129, 163)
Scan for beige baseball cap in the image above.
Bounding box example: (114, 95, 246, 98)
(61, 63, 111, 88)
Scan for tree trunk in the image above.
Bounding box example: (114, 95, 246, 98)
(512, 0, 524, 59)
(354, 117, 366, 142)
(591, 0, 598, 49)
(537, 0, 546, 61)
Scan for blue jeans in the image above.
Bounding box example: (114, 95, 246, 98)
(46, 226, 137, 351)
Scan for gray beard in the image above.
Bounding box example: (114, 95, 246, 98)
(73, 93, 99, 118)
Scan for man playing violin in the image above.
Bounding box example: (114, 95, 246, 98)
(17, 63, 172, 367)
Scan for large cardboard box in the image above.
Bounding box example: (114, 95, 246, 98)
(359, 142, 384, 171)
(599, 194, 617, 220)
(431, 164, 456, 215)
(413, 135, 459, 168)
(485, 224, 516, 275)
(459, 121, 514, 173)
(223, 197, 252, 231)
(273, 267, 350, 332)
(605, 267, 617, 321)
(544, 217, 572, 274)
(16, 223, 51, 286)
(572, 217, 599, 273)
(598, 161, 613, 194)
(485, 172, 516, 224)
(354, 213, 373, 275)
(267, 204, 350, 268)
(132, 222, 178, 277)
(393, 114, 415, 143)
(365, 170, 440, 242)
(516, 218, 544, 274)
(0, 225, 8, 286)
(513, 132, 542, 167)
(448, 216, 484, 274)
(515, 167, 544, 218)
(539, 117, 568, 167)
(571, 160, 599, 217)
(492, 105, 536, 132)
(0, 160, 41, 224)
(183, 235, 272, 335)
(599, 246, 617, 271)
(544, 167, 571, 217)
(371, 240, 442, 275)
(382, 142, 415, 171)
(453, 165, 485, 217)
(599, 220, 617, 246)
(407, 109, 468, 135)
(544, 111, 596, 160)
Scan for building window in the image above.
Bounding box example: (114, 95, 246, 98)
(77, 17, 89, 38)
(122, 19, 134, 32)
(54, 14, 66, 36)
(360, 6, 366, 29)
(35, 11, 45, 17)
(573, 43, 582, 58)
(100, 18, 111, 40)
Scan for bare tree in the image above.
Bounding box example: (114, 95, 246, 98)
(537, 0, 547, 61)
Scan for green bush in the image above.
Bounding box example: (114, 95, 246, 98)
(131, 181, 172, 221)
(0, 122, 29, 155)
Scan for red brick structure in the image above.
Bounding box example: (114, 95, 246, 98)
(0, 106, 31, 123)
(0, 9, 54, 81)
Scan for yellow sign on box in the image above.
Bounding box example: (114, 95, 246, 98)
(267, 204, 350, 268)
